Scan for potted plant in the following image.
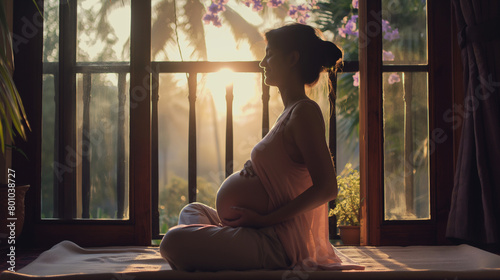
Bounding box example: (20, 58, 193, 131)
(0, 0, 31, 243)
(329, 163, 361, 245)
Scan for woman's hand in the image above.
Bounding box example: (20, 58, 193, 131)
(221, 207, 270, 228)
(239, 160, 256, 177)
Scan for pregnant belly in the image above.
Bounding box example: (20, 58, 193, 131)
(216, 172, 270, 225)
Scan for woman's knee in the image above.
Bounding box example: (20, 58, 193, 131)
(178, 202, 219, 225)
(160, 227, 186, 270)
(179, 202, 204, 215)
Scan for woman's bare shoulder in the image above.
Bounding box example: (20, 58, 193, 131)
(288, 100, 325, 131)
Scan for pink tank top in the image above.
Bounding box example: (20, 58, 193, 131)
(251, 99, 364, 270)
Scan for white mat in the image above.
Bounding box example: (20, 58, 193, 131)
(18, 240, 172, 275)
(1, 240, 499, 280)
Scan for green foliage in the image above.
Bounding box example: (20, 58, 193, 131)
(315, 0, 358, 61)
(0, 1, 30, 154)
(329, 163, 360, 226)
(158, 174, 216, 232)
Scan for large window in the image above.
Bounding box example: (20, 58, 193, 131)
(21, 0, 456, 247)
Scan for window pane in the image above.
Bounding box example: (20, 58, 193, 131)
(76, 0, 131, 219)
(76, 73, 130, 219)
(43, 0, 59, 63)
(383, 72, 429, 220)
(41, 74, 56, 219)
(382, 0, 427, 65)
(77, 0, 131, 62)
(336, 72, 360, 172)
(158, 73, 190, 233)
(41, 0, 59, 218)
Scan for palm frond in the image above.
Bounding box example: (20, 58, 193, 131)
(0, 1, 30, 153)
(181, 0, 207, 60)
(152, 0, 176, 60)
(0, 59, 28, 153)
(96, 0, 126, 42)
(265, 3, 289, 21)
(221, 5, 265, 59)
(0, 1, 13, 71)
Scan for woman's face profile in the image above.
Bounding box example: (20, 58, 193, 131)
(259, 45, 291, 87)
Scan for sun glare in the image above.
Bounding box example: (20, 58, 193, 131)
(205, 69, 261, 118)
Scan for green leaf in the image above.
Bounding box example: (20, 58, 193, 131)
(0, 1, 13, 71)
(0, 6, 30, 154)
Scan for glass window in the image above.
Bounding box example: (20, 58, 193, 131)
(75, 72, 130, 219)
(42, 0, 131, 219)
(77, 0, 130, 62)
(157, 73, 190, 232)
(383, 72, 430, 220)
(382, 0, 427, 65)
(336, 72, 360, 172)
(75, 0, 131, 219)
(381, 0, 429, 221)
(41, 0, 59, 219)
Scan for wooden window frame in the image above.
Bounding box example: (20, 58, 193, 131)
(13, 0, 152, 247)
(359, 0, 458, 245)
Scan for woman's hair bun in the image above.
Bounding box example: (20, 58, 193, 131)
(320, 40, 343, 69)
(265, 23, 343, 85)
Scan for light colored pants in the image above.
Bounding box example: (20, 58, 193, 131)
(160, 202, 291, 271)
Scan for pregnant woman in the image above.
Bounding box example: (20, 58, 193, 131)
(160, 23, 363, 271)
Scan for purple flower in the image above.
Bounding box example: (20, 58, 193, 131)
(202, 0, 228, 26)
(297, 14, 310, 24)
(353, 72, 359, 87)
(383, 50, 395, 61)
(384, 29, 399, 41)
(252, 0, 264, 12)
(381, 19, 400, 41)
(382, 19, 390, 33)
(297, 4, 308, 12)
(352, 0, 359, 9)
(338, 14, 358, 38)
(296, 4, 311, 23)
(288, 4, 310, 23)
(388, 73, 401, 84)
(203, 13, 222, 27)
(288, 5, 298, 18)
(338, 27, 347, 38)
(207, 2, 225, 14)
(243, 0, 263, 12)
(267, 0, 285, 8)
(243, 0, 252, 7)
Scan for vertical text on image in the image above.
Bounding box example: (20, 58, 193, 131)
(6, 168, 17, 272)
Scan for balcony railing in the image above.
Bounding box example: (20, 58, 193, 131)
(43, 60, 359, 238)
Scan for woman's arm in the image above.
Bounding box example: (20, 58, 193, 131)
(223, 102, 338, 228)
